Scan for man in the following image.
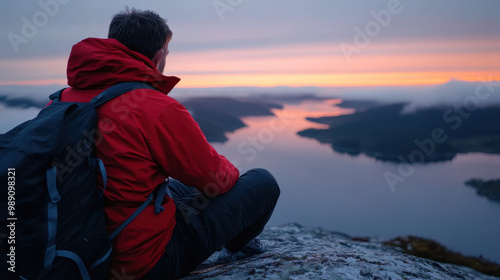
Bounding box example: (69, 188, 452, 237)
(60, 7, 280, 280)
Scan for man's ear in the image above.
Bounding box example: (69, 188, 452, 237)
(152, 48, 165, 68)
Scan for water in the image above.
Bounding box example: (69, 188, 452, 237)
(2, 99, 500, 263)
(211, 99, 500, 263)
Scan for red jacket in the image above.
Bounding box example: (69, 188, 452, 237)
(59, 38, 240, 278)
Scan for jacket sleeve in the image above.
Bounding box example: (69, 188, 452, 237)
(145, 94, 240, 195)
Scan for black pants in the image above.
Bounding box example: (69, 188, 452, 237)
(142, 168, 280, 280)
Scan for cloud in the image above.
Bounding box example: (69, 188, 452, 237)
(1, 1, 499, 88)
(316, 79, 500, 112)
(1, 0, 499, 59)
(400, 79, 500, 113)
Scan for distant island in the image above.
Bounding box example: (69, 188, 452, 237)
(465, 179, 500, 203)
(298, 102, 500, 163)
(181, 97, 282, 142)
(0, 95, 47, 108)
(334, 100, 380, 111)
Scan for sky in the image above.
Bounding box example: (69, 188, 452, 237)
(0, 0, 499, 88)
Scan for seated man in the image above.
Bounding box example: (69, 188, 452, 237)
(60, 7, 280, 280)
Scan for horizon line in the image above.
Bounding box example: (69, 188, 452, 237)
(0, 78, 498, 89)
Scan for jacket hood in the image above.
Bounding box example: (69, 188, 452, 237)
(67, 38, 180, 94)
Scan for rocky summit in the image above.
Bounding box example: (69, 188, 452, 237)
(183, 223, 498, 280)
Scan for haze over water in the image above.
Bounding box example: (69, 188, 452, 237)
(211, 99, 500, 263)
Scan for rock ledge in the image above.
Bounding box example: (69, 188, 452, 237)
(183, 223, 498, 280)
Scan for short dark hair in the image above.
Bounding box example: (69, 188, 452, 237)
(108, 7, 172, 60)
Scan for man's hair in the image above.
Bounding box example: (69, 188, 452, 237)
(108, 7, 172, 60)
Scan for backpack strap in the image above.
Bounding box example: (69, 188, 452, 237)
(107, 179, 170, 240)
(55, 251, 91, 280)
(91, 82, 157, 107)
(154, 179, 169, 214)
(48, 82, 155, 104)
(48, 88, 67, 102)
(89, 187, 160, 272)
(89, 191, 157, 271)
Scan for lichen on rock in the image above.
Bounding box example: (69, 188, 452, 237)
(182, 223, 499, 280)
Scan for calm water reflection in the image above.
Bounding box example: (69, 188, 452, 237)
(2, 100, 500, 263)
(212, 99, 500, 263)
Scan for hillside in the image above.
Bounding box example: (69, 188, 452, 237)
(182, 97, 282, 142)
(298, 103, 500, 162)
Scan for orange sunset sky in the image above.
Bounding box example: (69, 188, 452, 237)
(0, 1, 499, 89)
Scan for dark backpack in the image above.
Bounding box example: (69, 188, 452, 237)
(0, 82, 169, 280)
